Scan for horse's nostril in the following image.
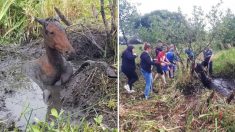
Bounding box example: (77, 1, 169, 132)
(65, 51, 69, 54)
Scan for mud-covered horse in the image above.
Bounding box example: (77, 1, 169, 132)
(23, 17, 75, 86)
(195, 63, 235, 103)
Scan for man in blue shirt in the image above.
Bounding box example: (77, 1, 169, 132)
(185, 48, 194, 68)
(166, 48, 177, 78)
(202, 47, 213, 76)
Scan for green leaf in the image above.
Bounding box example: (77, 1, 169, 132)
(159, 128, 165, 132)
(50, 121, 55, 127)
(59, 109, 64, 117)
(31, 125, 40, 132)
(50, 108, 59, 118)
(94, 115, 103, 125)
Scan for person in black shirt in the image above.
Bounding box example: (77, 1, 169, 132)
(140, 43, 155, 99)
(121, 45, 138, 93)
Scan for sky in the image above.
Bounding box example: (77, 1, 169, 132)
(127, 0, 235, 17)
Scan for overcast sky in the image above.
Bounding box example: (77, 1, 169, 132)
(127, 0, 235, 17)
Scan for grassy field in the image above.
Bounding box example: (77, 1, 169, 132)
(213, 48, 235, 78)
(119, 44, 235, 131)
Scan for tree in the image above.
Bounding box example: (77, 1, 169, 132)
(100, 0, 117, 57)
(119, 0, 139, 44)
(207, 3, 235, 49)
(136, 10, 190, 44)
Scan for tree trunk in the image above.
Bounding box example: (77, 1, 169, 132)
(110, 0, 117, 34)
(109, 0, 117, 59)
(120, 27, 128, 45)
(100, 0, 115, 57)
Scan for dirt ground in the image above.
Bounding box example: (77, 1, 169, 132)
(119, 64, 235, 131)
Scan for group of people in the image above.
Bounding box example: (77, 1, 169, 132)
(185, 47, 213, 75)
(121, 42, 214, 100)
(121, 42, 178, 99)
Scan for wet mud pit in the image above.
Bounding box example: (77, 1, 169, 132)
(212, 78, 235, 97)
(193, 64, 235, 97)
(0, 36, 117, 130)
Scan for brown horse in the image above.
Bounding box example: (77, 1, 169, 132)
(24, 17, 75, 86)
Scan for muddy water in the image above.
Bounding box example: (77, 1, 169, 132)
(212, 78, 235, 96)
(1, 79, 47, 128)
(0, 47, 64, 130)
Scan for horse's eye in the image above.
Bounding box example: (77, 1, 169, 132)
(50, 32, 54, 35)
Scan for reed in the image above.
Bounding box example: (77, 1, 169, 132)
(0, 0, 110, 44)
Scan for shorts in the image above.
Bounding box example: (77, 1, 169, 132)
(169, 63, 174, 69)
(162, 65, 168, 72)
(155, 63, 163, 75)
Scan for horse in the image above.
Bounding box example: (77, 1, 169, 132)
(23, 17, 75, 86)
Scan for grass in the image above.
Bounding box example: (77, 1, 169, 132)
(3, 108, 118, 132)
(119, 45, 235, 131)
(213, 48, 235, 78)
(0, 0, 111, 44)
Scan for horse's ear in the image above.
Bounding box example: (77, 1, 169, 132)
(34, 17, 46, 25)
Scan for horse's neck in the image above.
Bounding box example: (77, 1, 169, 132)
(45, 42, 64, 71)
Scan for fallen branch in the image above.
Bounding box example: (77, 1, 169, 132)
(54, 7, 72, 26)
(81, 24, 105, 53)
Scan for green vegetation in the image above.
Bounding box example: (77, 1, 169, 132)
(213, 48, 235, 78)
(6, 108, 117, 132)
(0, 0, 113, 44)
(119, 45, 235, 131)
(119, 0, 235, 52)
(119, 39, 235, 131)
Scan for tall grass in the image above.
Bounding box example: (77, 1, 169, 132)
(213, 48, 235, 78)
(0, 0, 110, 44)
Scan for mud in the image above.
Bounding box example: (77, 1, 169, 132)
(212, 78, 235, 97)
(0, 29, 117, 130)
(67, 25, 107, 60)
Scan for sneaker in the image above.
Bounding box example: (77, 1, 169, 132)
(129, 89, 135, 93)
(145, 96, 148, 100)
(124, 85, 130, 92)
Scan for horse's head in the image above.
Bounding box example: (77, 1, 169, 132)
(35, 18, 75, 60)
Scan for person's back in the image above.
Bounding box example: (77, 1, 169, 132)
(166, 50, 175, 63)
(185, 49, 194, 60)
(203, 48, 213, 61)
(202, 48, 213, 75)
(121, 45, 138, 93)
(121, 46, 136, 71)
